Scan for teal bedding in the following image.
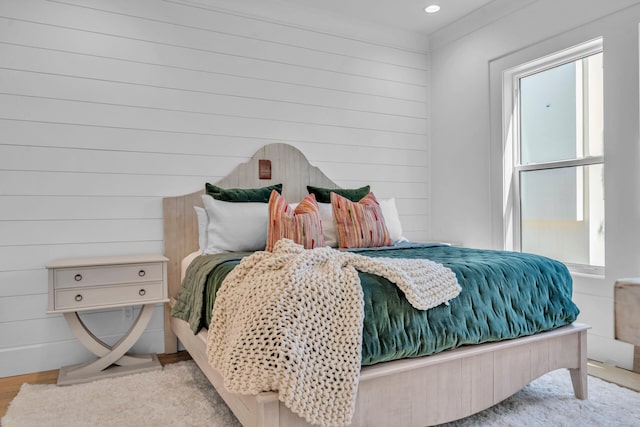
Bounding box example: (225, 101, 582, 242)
(171, 243, 579, 366)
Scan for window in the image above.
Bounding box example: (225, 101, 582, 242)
(505, 39, 604, 275)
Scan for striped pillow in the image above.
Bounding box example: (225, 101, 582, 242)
(331, 192, 393, 249)
(266, 190, 324, 251)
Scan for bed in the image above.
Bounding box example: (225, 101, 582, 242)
(162, 143, 589, 427)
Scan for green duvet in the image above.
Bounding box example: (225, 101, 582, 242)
(171, 243, 579, 366)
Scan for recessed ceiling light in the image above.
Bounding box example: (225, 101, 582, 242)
(425, 4, 441, 14)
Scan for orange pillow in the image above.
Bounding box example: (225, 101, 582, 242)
(266, 190, 324, 251)
(331, 192, 393, 249)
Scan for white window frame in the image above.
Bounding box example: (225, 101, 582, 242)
(502, 38, 604, 276)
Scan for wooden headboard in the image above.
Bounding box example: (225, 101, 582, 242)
(162, 143, 338, 352)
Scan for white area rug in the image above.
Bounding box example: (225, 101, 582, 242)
(3, 361, 639, 427)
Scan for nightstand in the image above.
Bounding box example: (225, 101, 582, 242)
(47, 254, 169, 385)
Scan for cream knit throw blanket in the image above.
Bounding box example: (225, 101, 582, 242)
(207, 239, 461, 427)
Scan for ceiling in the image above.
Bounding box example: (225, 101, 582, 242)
(278, 0, 496, 35)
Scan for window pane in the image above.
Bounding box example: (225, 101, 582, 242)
(520, 164, 604, 266)
(520, 52, 603, 164)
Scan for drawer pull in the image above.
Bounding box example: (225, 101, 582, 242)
(138, 269, 146, 277)
(74, 294, 83, 302)
(74, 274, 83, 282)
(139, 289, 146, 296)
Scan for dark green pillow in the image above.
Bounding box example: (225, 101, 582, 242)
(307, 185, 370, 203)
(205, 183, 282, 203)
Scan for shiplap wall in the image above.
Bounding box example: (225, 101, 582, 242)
(0, 0, 429, 376)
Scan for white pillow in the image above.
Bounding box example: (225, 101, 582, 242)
(194, 206, 208, 252)
(317, 203, 339, 248)
(201, 195, 269, 253)
(378, 198, 406, 243)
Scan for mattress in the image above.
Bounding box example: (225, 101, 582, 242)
(172, 243, 579, 366)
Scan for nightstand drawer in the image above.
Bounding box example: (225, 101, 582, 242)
(54, 263, 164, 289)
(54, 281, 164, 311)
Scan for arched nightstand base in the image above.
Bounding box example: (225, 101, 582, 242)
(57, 304, 162, 386)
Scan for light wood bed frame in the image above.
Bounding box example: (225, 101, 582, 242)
(163, 143, 589, 427)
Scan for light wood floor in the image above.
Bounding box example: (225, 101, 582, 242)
(1, 355, 638, 420)
(587, 360, 640, 392)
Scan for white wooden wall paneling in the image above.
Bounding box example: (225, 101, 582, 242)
(0, 127, 427, 169)
(0, 92, 426, 146)
(397, 215, 431, 234)
(0, 151, 425, 190)
(0, 55, 427, 119)
(0, 0, 429, 376)
(0, 171, 215, 197)
(176, 0, 430, 54)
(298, 144, 427, 167)
(0, 305, 165, 347)
(0, 270, 47, 297)
(0, 328, 165, 376)
(0, 145, 248, 177)
(0, 95, 427, 150)
(0, 317, 72, 345)
(316, 162, 427, 183)
(0, 297, 164, 324)
(0, 20, 427, 103)
(1, 120, 427, 167)
(337, 181, 428, 200)
(0, 45, 427, 118)
(0, 196, 162, 221)
(0, 295, 49, 322)
(395, 198, 429, 215)
(0, 219, 161, 246)
(57, 0, 430, 70)
(0, 119, 266, 158)
(0, 147, 427, 182)
(1, 0, 427, 86)
(0, 69, 427, 134)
